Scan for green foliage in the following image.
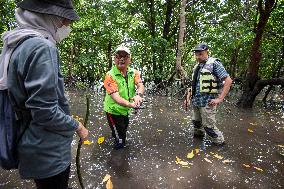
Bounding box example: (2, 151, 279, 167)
(0, 0, 282, 85)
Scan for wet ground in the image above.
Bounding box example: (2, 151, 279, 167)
(0, 90, 283, 189)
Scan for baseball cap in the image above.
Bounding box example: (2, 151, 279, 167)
(193, 43, 209, 52)
(115, 46, 131, 55)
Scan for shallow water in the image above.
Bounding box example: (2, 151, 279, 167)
(1, 90, 283, 189)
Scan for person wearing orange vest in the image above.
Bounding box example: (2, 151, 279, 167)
(184, 43, 232, 145)
(104, 46, 145, 149)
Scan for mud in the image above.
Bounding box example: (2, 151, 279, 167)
(1, 90, 283, 189)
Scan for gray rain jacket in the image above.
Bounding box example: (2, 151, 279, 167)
(7, 37, 78, 179)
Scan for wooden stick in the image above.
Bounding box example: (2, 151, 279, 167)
(76, 95, 90, 189)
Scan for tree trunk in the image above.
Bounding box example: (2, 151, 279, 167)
(237, 0, 276, 108)
(175, 0, 187, 81)
(229, 45, 240, 79)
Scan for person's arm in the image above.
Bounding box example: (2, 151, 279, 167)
(104, 74, 136, 108)
(208, 76, 232, 106)
(110, 92, 136, 108)
(132, 70, 145, 107)
(183, 87, 192, 109)
(23, 41, 88, 138)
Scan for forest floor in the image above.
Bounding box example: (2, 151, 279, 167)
(0, 90, 283, 189)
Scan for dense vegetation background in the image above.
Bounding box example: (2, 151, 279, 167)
(1, 0, 283, 108)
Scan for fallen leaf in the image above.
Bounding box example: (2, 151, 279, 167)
(97, 136, 105, 144)
(195, 148, 200, 154)
(243, 164, 250, 168)
(213, 154, 223, 160)
(83, 140, 93, 145)
(277, 144, 284, 148)
(179, 161, 189, 166)
(102, 174, 111, 184)
(187, 150, 194, 159)
(106, 179, 113, 189)
(176, 156, 181, 162)
(253, 166, 263, 172)
(222, 159, 233, 164)
(204, 158, 212, 163)
(247, 129, 254, 133)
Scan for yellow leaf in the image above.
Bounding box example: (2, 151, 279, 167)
(176, 156, 181, 163)
(253, 166, 263, 172)
(106, 179, 113, 189)
(213, 154, 223, 160)
(179, 161, 189, 166)
(97, 136, 105, 144)
(243, 164, 250, 168)
(187, 150, 194, 159)
(83, 140, 93, 145)
(222, 159, 233, 164)
(277, 144, 284, 148)
(195, 148, 200, 154)
(204, 158, 212, 163)
(102, 174, 111, 183)
(247, 129, 254, 133)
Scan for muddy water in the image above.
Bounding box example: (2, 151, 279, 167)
(0, 90, 283, 189)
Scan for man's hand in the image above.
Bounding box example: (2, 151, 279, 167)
(76, 122, 89, 140)
(208, 97, 223, 106)
(132, 94, 144, 107)
(183, 99, 190, 110)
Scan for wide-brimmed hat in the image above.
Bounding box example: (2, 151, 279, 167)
(193, 43, 209, 52)
(17, 0, 80, 21)
(115, 46, 131, 55)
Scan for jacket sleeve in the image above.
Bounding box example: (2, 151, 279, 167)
(24, 42, 78, 133)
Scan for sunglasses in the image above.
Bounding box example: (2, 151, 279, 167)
(115, 54, 130, 59)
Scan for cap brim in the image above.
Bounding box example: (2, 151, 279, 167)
(18, 0, 80, 21)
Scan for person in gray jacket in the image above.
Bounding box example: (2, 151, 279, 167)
(0, 0, 88, 188)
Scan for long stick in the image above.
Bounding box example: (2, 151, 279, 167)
(76, 95, 90, 189)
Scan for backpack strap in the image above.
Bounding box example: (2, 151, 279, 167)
(7, 36, 35, 121)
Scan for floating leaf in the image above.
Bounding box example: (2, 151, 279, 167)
(247, 129, 254, 133)
(253, 166, 263, 172)
(222, 159, 233, 164)
(213, 154, 223, 160)
(195, 148, 200, 154)
(102, 174, 111, 184)
(187, 150, 194, 159)
(277, 144, 284, 148)
(106, 179, 113, 189)
(204, 158, 212, 163)
(176, 156, 181, 164)
(243, 164, 250, 168)
(97, 136, 105, 144)
(179, 161, 189, 166)
(83, 140, 93, 145)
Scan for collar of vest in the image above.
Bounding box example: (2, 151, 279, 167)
(112, 65, 134, 76)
